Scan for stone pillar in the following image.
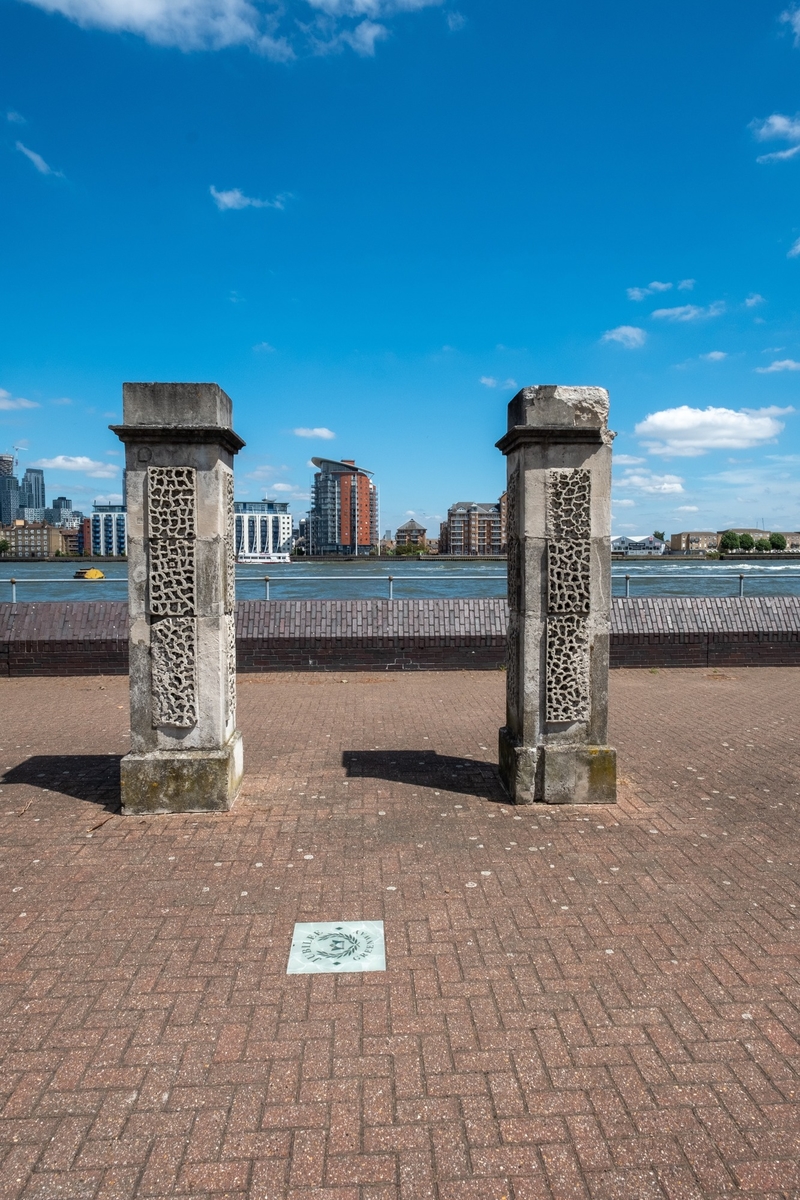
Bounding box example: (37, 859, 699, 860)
(111, 383, 245, 814)
(496, 386, 616, 805)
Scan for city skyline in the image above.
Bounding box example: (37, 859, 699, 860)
(2, 1, 800, 534)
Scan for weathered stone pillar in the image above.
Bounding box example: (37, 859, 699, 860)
(497, 386, 616, 805)
(112, 383, 245, 814)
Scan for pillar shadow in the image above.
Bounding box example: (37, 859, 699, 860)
(341, 749, 506, 801)
(1, 756, 122, 810)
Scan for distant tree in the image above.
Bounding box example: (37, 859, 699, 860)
(770, 532, 787, 551)
(0, 538, 9, 556)
(738, 532, 755, 551)
(653, 530, 665, 541)
(395, 541, 421, 555)
(719, 531, 740, 551)
(755, 537, 772, 553)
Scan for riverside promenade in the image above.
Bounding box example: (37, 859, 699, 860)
(0, 668, 798, 1199)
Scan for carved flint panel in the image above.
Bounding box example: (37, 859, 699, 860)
(546, 615, 589, 722)
(147, 466, 196, 539)
(223, 469, 236, 614)
(149, 538, 195, 616)
(547, 539, 590, 615)
(546, 468, 591, 539)
(151, 617, 197, 728)
(225, 611, 237, 726)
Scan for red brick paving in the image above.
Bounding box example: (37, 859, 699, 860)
(0, 667, 798, 1199)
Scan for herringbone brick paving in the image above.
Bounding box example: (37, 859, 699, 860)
(0, 668, 798, 1199)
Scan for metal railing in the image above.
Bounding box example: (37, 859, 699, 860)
(5, 571, 800, 602)
(240, 574, 507, 600)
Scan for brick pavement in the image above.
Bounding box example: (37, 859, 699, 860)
(0, 667, 798, 1199)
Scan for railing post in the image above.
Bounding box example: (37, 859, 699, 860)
(264, 575, 270, 601)
(739, 573, 744, 598)
(10, 577, 16, 603)
(625, 574, 630, 598)
(388, 574, 393, 600)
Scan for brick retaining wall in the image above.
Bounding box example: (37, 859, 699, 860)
(2, 597, 800, 675)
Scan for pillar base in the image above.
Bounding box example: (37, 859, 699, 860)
(120, 730, 243, 815)
(499, 727, 616, 805)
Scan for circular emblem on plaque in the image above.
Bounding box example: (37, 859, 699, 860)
(299, 925, 375, 967)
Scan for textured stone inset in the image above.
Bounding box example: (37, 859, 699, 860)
(546, 615, 589, 721)
(149, 538, 195, 617)
(147, 467, 196, 539)
(223, 468, 235, 614)
(506, 466, 521, 613)
(546, 469, 591, 540)
(151, 617, 197, 727)
(225, 611, 236, 726)
(548, 539, 590, 615)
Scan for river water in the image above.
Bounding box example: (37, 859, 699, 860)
(2, 558, 800, 602)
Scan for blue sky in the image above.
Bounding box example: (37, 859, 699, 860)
(2, 0, 800, 538)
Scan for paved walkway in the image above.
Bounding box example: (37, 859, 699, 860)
(0, 668, 798, 1199)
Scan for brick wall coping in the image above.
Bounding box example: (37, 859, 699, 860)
(2, 595, 800, 642)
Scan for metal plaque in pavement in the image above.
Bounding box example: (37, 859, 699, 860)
(286, 921, 386, 974)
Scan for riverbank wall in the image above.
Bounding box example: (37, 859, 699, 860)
(2, 597, 800, 675)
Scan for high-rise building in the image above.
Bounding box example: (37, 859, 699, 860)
(439, 499, 504, 555)
(91, 504, 127, 556)
(395, 519, 426, 547)
(0, 475, 19, 526)
(0, 454, 14, 477)
(309, 457, 378, 556)
(19, 468, 45, 510)
(233, 499, 292, 561)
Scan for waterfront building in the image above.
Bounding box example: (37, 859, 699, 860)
(611, 535, 665, 556)
(91, 504, 127, 556)
(719, 527, 770, 540)
(18, 507, 46, 524)
(439, 500, 503, 555)
(395, 519, 426, 547)
(0, 520, 66, 558)
(309, 457, 378, 556)
(234, 499, 292, 562)
(670, 531, 719, 553)
(19, 468, 45, 511)
(0, 475, 19, 526)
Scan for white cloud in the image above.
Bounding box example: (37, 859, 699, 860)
(627, 281, 671, 301)
(782, 5, 800, 43)
(651, 302, 725, 322)
(253, 341, 276, 352)
(446, 9, 465, 29)
(677, 505, 699, 512)
(272, 482, 294, 491)
(293, 426, 335, 439)
(93, 493, 123, 505)
(612, 498, 636, 507)
(6, 110, 26, 123)
(745, 294, 765, 308)
(502, 378, 517, 390)
(479, 376, 497, 387)
(751, 111, 800, 161)
(16, 0, 441, 55)
(635, 404, 792, 456)
(16, 141, 64, 177)
(616, 470, 685, 494)
(613, 454, 645, 465)
(0, 388, 39, 411)
(32, 454, 119, 478)
(678, 279, 695, 290)
(755, 359, 800, 373)
(788, 238, 800, 259)
(210, 185, 288, 210)
(601, 325, 646, 349)
(700, 351, 727, 361)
